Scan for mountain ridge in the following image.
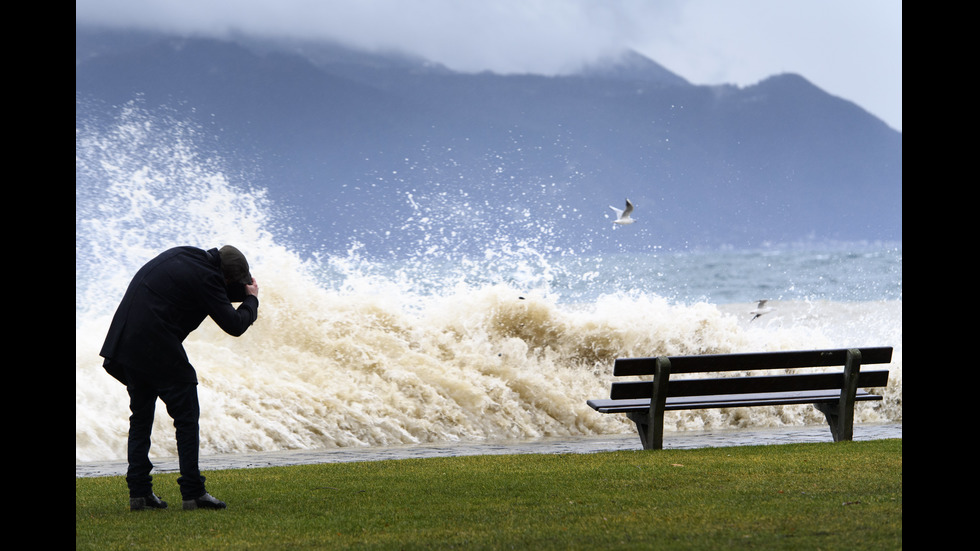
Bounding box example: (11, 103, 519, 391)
(76, 27, 901, 255)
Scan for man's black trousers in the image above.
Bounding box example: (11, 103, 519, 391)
(125, 377, 207, 500)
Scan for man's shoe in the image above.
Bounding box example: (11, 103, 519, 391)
(130, 493, 168, 511)
(183, 492, 227, 510)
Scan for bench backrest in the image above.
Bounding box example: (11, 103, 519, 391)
(609, 347, 892, 400)
(613, 347, 893, 376)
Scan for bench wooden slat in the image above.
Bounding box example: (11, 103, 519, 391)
(613, 346, 893, 376)
(608, 370, 889, 400)
(588, 388, 883, 413)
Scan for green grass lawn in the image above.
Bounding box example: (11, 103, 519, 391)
(76, 439, 901, 550)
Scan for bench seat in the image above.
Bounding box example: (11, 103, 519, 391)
(588, 387, 883, 413)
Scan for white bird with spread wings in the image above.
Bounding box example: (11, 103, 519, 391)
(609, 198, 635, 225)
(749, 299, 774, 321)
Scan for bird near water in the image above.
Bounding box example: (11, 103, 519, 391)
(749, 299, 774, 321)
(609, 198, 635, 225)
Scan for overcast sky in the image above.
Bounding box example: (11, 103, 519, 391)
(76, 0, 902, 131)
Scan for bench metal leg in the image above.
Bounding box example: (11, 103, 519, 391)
(627, 412, 662, 450)
(627, 357, 671, 450)
(814, 402, 845, 441)
(815, 348, 863, 442)
(626, 412, 649, 449)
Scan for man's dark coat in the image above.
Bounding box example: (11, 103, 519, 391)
(100, 246, 259, 385)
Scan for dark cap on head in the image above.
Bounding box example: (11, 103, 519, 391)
(218, 245, 252, 285)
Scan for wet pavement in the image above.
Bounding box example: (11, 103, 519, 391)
(76, 423, 901, 478)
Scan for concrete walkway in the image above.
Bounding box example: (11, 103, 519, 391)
(76, 423, 901, 478)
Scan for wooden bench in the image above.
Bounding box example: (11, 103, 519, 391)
(587, 347, 892, 450)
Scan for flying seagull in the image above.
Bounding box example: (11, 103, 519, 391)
(749, 300, 774, 322)
(609, 198, 635, 225)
